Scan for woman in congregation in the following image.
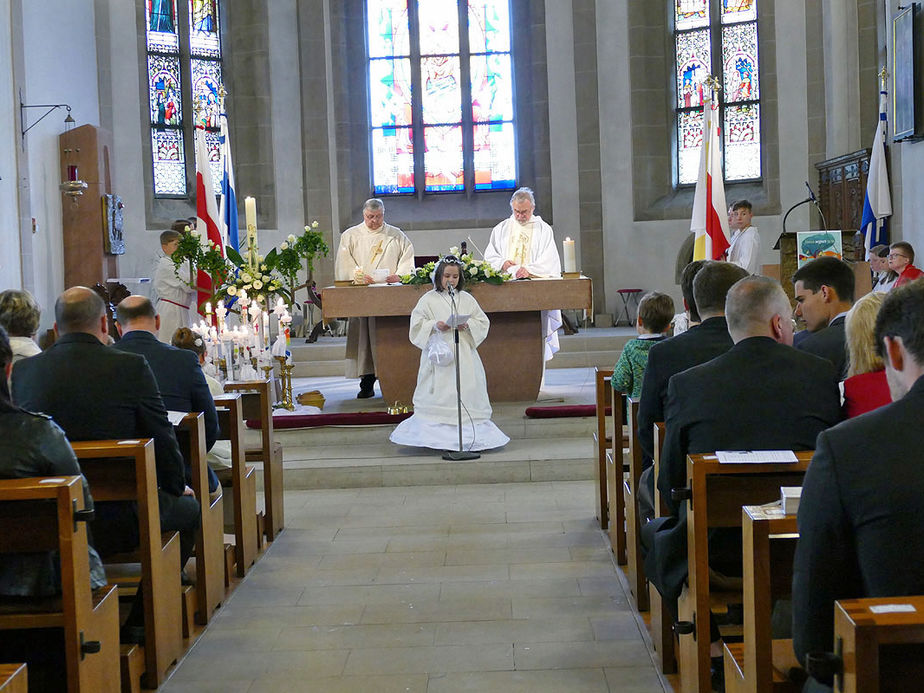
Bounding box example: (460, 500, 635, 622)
(842, 291, 891, 418)
(0, 289, 42, 363)
(389, 255, 509, 452)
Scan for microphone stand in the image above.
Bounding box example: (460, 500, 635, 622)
(442, 285, 480, 461)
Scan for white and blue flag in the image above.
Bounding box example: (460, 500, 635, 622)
(218, 115, 239, 252)
(860, 89, 892, 257)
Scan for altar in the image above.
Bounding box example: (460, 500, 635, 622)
(321, 278, 593, 403)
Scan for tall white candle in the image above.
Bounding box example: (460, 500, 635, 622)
(244, 197, 257, 235)
(563, 237, 577, 273)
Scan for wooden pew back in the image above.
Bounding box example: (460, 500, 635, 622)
(593, 368, 613, 530)
(622, 396, 646, 608)
(650, 421, 676, 674)
(606, 388, 627, 564)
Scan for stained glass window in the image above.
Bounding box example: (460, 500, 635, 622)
(673, 0, 760, 185)
(366, 0, 517, 195)
(146, 0, 225, 196)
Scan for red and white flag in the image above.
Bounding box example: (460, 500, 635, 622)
(691, 87, 730, 261)
(194, 128, 224, 316)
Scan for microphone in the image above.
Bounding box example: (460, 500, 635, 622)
(447, 284, 455, 297)
(804, 181, 818, 203)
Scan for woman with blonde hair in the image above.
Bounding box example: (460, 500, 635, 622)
(842, 291, 891, 417)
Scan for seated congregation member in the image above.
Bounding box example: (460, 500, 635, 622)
(643, 276, 841, 667)
(389, 256, 509, 452)
(670, 259, 704, 336)
(114, 295, 219, 492)
(0, 325, 106, 596)
(842, 291, 891, 418)
(636, 261, 748, 496)
(0, 289, 42, 363)
(889, 240, 924, 288)
(869, 244, 896, 293)
(793, 279, 924, 693)
(11, 287, 199, 642)
(793, 256, 855, 379)
(611, 291, 673, 399)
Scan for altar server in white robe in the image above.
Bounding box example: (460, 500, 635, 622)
(390, 256, 509, 452)
(485, 187, 563, 360)
(153, 229, 195, 344)
(335, 198, 415, 398)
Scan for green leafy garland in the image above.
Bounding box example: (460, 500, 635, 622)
(401, 248, 509, 287)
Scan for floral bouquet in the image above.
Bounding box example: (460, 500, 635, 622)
(260, 221, 330, 306)
(170, 226, 229, 310)
(401, 246, 510, 287)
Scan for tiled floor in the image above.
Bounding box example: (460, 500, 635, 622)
(162, 481, 665, 692)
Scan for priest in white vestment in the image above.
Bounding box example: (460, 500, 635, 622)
(484, 187, 563, 361)
(153, 229, 195, 344)
(335, 198, 415, 398)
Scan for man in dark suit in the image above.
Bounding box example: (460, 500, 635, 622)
(792, 256, 855, 379)
(793, 279, 924, 692)
(11, 287, 199, 640)
(114, 295, 219, 491)
(643, 276, 841, 673)
(636, 261, 749, 520)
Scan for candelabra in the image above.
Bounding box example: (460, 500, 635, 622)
(273, 356, 296, 411)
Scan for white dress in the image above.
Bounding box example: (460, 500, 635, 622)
(389, 289, 510, 452)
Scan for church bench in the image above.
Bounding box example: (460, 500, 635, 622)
(622, 396, 647, 610)
(224, 379, 284, 541)
(213, 393, 259, 578)
(0, 663, 27, 692)
(649, 421, 677, 674)
(723, 504, 801, 693)
(174, 412, 224, 626)
(806, 595, 924, 693)
(0, 476, 120, 693)
(70, 439, 183, 690)
(592, 368, 613, 531)
(605, 391, 627, 564)
(674, 452, 812, 693)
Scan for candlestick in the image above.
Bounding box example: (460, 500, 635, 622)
(563, 237, 577, 274)
(244, 197, 257, 236)
(262, 311, 270, 349)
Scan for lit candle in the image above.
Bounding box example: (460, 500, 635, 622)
(563, 237, 577, 274)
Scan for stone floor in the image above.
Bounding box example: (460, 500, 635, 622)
(161, 481, 667, 692)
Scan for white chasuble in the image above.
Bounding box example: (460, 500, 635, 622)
(153, 255, 194, 344)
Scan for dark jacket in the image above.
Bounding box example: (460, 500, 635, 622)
(11, 332, 187, 497)
(114, 330, 219, 451)
(637, 316, 734, 468)
(644, 337, 842, 604)
(796, 315, 847, 380)
(793, 376, 924, 689)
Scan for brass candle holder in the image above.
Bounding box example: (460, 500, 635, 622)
(272, 355, 296, 411)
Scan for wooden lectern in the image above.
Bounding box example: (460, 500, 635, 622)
(772, 231, 871, 302)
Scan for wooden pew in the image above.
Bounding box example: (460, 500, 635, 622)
(592, 368, 613, 531)
(622, 396, 646, 609)
(0, 476, 120, 693)
(674, 452, 812, 693)
(174, 412, 224, 626)
(71, 439, 183, 690)
(605, 391, 627, 564)
(213, 393, 259, 578)
(649, 421, 677, 674)
(825, 595, 924, 693)
(224, 379, 284, 541)
(0, 663, 27, 692)
(724, 504, 801, 693)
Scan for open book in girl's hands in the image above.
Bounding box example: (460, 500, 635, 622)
(445, 313, 470, 328)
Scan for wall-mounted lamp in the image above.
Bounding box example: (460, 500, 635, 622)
(20, 93, 87, 203)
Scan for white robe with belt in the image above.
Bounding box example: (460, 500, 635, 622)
(153, 255, 195, 344)
(335, 223, 415, 378)
(484, 214, 563, 360)
(389, 289, 509, 451)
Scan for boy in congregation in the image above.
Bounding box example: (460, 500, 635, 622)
(611, 291, 674, 399)
(793, 278, 924, 693)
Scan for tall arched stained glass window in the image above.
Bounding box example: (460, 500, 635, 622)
(146, 0, 225, 197)
(366, 0, 517, 195)
(674, 0, 760, 186)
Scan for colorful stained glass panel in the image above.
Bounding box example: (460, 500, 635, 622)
(473, 122, 515, 190)
(678, 110, 704, 185)
(675, 29, 710, 108)
(468, 0, 511, 53)
(418, 0, 459, 55)
(205, 129, 222, 194)
(148, 54, 183, 125)
(471, 53, 513, 122)
(721, 0, 757, 24)
(723, 103, 760, 180)
(372, 127, 415, 194)
(189, 0, 221, 57)
(424, 125, 464, 191)
(675, 0, 708, 30)
(192, 59, 222, 128)
(147, 0, 178, 51)
(367, 0, 410, 58)
(722, 22, 759, 102)
(421, 56, 462, 124)
(369, 58, 413, 127)
(152, 129, 187, 195)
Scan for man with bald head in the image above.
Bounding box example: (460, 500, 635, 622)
(114, 295, 219, 490)
(12, 287, 199, 640)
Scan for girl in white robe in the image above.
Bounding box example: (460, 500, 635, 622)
(389, 257, 510, 452)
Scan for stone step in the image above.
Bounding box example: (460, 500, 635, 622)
(293, 360, 348, 378)
(547, 350, 622, 370)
